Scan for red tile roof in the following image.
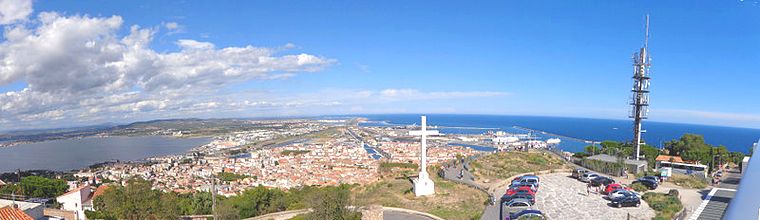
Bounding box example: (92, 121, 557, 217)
(92, 185, 110, 200)
(655, 155, 685, 163)
(0, 206, 33, 220)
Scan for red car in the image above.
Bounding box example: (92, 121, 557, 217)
(506, 186, 536, 196)
(604, 183, 632, 195)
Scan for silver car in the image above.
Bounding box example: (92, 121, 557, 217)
(580, 172, 600, 182)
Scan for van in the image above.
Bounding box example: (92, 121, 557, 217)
(572, 168, 589, 179)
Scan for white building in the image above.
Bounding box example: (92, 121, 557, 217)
(56, 185, 93, 220)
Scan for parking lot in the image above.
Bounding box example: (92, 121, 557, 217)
(533, 173, 656, 219)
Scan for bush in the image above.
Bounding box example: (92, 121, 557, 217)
(630, 182, 649, 192)
(642, 192, 683, 220)
(669, 174, 707, 189)
(668, 189, 679, 197)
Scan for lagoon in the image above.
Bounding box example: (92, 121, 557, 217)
(0, 136, 211, 172)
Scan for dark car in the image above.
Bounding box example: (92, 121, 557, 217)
(611, 195, 641, 208)
(590, 176, 615, 187)
(506, 209, 545, 220)
(640, 176, 658, 183)
(502, 192, 536, 205)
(633, 179, 658, 190)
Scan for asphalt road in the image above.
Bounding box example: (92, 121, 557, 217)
(383, 210, 436, 220)
(692, 168, 741, 220)
(438, 161, 503, 220)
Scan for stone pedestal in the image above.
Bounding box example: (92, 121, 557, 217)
(413, 172, 435, 197)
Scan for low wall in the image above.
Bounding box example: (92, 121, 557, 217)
(43, 208, 76, 220)
(243, 206, 443, 220)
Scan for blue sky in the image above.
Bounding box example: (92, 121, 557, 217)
(1, 0, 759, 129)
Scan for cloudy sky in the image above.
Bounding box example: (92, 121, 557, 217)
(1, 0, 759, 130)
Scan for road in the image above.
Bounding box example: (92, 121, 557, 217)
(690, 168, 741, 220)
(438, 160, 503, 220)
(383, 210, 436, 220)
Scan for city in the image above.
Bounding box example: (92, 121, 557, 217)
(1, 1, 759, 220)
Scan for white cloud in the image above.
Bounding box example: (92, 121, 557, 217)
(163, 21, 184, 35)
(164, 22, 179, 30)
(0, 0, 32, 24)
(0, 10, 335, 129)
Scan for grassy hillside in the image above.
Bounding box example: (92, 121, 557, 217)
(470, 151, 569, 180)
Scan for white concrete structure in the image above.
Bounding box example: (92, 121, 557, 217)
(409, 115, 439, 197)
(56, 185, 92, 220)
(492, 136, 519, 145)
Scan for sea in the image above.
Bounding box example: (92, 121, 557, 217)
(356, 114, 760, 154)
(0, 136, 211, 173)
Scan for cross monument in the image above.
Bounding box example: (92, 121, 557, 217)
(409, 115, 439, 196)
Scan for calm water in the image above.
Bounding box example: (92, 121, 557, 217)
(358, 114, 760, 153)
(0, 136, 211, 172)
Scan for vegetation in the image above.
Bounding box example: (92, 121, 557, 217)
(470, 151, 567, 180)
(88, 177, 361, 220)
(354, 166, 487, 220)
(306, 185, 361, 220)
(0, 176, 68, 198)
(664, 134, 745, 172)
(630, 182, 650, 192)
(217, 172, 251, 182)
(281, 150, 311, 156)
(91, 178, 180, 220)
(642, 192, 683, 220)
(669, 174, 708, 189)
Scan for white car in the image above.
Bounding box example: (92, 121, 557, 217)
(608, 190, 641, 200)
(580, 173, 600, 182)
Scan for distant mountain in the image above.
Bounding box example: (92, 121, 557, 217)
(0, 122, 120, 135)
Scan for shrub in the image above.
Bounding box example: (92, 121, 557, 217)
(630, 182, 649, 192)
(669, 174, 707, 189)
(642, 192, 683, 220)
(668, 189, 679, 197)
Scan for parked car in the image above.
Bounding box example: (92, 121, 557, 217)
(611, 194, 641, 208)
(604, 183, 632, 195)
(590, 176, 615, 187)
(516, 175, 540, 188)
(502, 192, 536, 205)
(506, 186, 536, 196)
(572, 168, 589, 179)
(640, 176, 658, 183)
(580, 172, 600, 182)
(511, 177, 539, 189)
(633, 179, 658, 190)
(507, 210, 545, 220)
(505, 198, 533, 208)
(510, 182, 538, 192)
(608, 190, 641, 201)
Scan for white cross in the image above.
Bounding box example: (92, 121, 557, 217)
(409, 116, 439, 178)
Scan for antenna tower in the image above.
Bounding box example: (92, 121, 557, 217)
(630, 15, 651, 160)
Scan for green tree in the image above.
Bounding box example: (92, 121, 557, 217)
(584, 145, 600, 155)
(93, 178, 180, 220)
(177, 192, 214, 215)
(19, 176, 68, 198)
(306, 185, 361, 220)
(640, 144, 661, 169)
(226, 185, 287, 218)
